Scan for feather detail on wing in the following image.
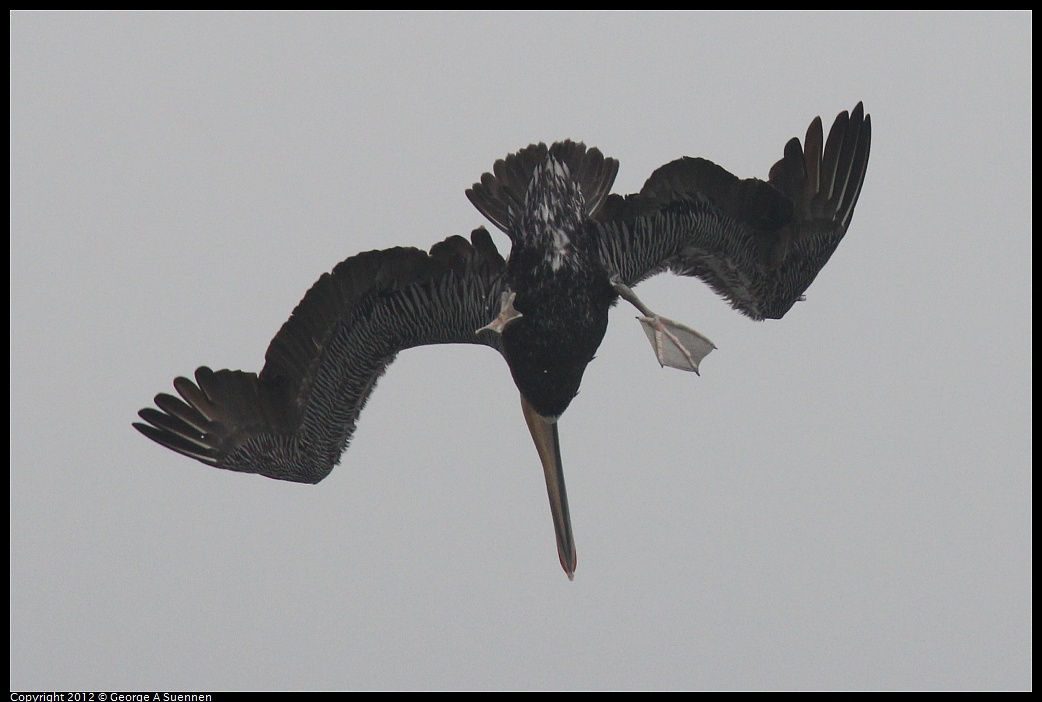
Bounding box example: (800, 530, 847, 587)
(134, 228, 507, 483)
(594, 103, 871, 320)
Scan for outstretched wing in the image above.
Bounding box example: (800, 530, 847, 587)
(593, 103, 871, 320)
(134, 228, 508, 484)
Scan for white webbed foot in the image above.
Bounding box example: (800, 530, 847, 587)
(610, 275, 715, 373)
(476, 290, 523, 335)
(637, 315, 715, 373)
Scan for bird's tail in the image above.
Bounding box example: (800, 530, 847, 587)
(466, 140, 619, 235)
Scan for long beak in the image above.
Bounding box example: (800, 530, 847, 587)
(520, 394, 577, 580)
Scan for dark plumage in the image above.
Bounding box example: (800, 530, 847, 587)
(136, 103, 871, 579)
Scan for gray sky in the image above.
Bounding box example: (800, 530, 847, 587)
(10, 11, 1031, 691)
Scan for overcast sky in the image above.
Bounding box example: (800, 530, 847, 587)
(10, 12, 1031, 691)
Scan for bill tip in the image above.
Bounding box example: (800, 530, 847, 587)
(561, 553, 577, 581)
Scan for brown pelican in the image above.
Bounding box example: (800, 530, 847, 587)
(135, 103, 871, 579)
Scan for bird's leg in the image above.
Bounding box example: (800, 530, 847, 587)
(476, 290, 523, 335)
(610, 276, 716, 374)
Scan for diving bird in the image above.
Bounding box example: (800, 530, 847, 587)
(135, 103, 871, 580)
